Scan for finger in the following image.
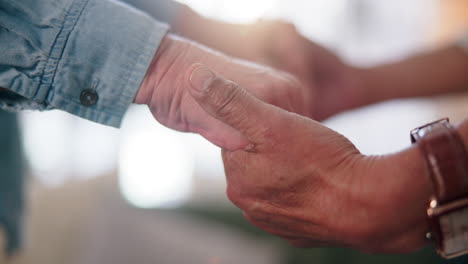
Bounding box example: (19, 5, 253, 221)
(191, 116, 250, 151)
(188, 64, 280, 146)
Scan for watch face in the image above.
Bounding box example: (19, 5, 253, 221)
(440, 206, 468, 256)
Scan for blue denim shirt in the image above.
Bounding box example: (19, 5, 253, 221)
(0, 0, 172, 127)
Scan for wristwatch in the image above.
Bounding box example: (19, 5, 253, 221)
(411, 118, 468, 259)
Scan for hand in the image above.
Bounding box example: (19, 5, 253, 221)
(135, 34, 313, 150)
(188, 65, 432, 253)
(246, 21, 366, 120)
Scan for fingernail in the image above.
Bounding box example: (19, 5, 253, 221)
(190, 65, 215, 93)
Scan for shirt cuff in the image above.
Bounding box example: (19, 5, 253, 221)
(54, 0, 169, 127)
(7, 0, 169, 127)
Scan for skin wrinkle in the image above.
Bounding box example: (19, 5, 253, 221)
(209, 81, 243, 120)
(151, 40, 187, 117)
(165, 45, 197, 127)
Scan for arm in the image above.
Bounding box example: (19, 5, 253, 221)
(172, 6, 268, 62)
(357, 45, 468, 106)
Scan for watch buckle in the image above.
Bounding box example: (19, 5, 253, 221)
(428, 197, 468, 217)
(427, 197, 468, 259)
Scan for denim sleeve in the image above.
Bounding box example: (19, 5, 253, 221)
(0, 0, 169, 127)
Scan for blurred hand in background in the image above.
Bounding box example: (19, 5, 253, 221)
(253, 21, 365, 120)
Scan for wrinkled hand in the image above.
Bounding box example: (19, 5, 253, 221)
(188, 65, 431, 253)
(242, 21, 365, 120)
(135, 34, 313, 150)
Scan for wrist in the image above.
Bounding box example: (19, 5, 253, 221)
(353, 147, 431, 252)
(390, 145, 432, 211)
(135, 33, 187, 105)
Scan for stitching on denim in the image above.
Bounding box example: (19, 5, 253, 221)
(36, 0, 90, 103)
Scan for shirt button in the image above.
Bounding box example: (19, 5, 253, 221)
(80, 89, 99, 106)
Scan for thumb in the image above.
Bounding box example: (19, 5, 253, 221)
(188, 64, 277, 146)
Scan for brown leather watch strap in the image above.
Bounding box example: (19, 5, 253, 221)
(411, 118, 468, 204)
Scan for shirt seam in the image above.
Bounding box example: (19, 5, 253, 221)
(35, 0, 90, 104)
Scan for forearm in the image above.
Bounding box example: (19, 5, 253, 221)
(173, 6, 262, 60)
(357, 46, 468, 105)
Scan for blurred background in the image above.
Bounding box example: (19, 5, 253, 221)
(3, 0, 468, 263)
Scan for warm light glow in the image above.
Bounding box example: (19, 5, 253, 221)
(21, 111, 119, 186)
(119, 106, 194, 209)
(175, 0, 278, 23)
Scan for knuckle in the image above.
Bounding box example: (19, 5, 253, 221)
(212, 81, 242, 117)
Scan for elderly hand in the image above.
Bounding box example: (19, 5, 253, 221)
(135, 34, 313, 150)
(188, 65, 432, 254)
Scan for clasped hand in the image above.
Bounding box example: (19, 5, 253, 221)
(187, 65, 431, 254)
